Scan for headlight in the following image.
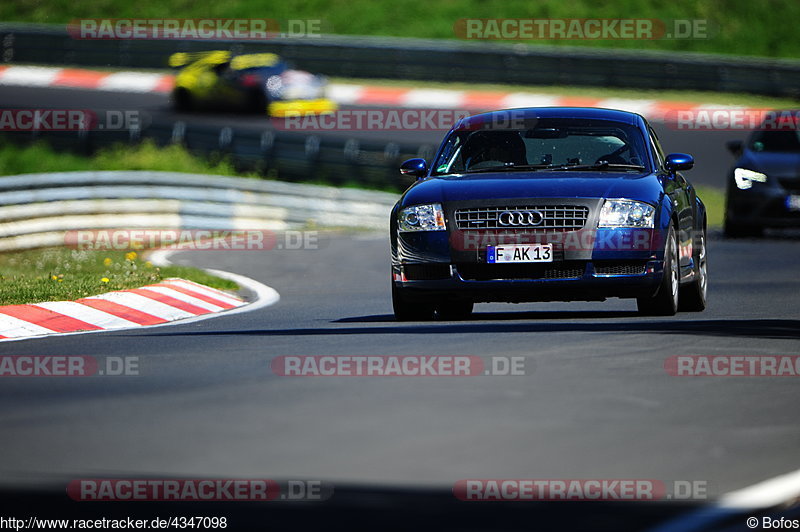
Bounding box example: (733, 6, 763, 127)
(598, 199, 655, 228)
(398, 203, 446, 232)
(733, 168, 767, 190)
(266, 75, 283, 98)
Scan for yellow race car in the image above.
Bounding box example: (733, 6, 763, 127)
(169, 51, 337, 116)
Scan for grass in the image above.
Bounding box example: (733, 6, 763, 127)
(2, 0, 800, 58)
(0, 248, 238, 306)
(0, 139, 253, 177)
(695, 185, 725, 229)
(0, 141, 246, 304)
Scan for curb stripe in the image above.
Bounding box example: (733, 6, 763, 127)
(0, 276, 255, 342)
(153, 283, 238, 309)
(92, 291, 195, 321)
(160, 279, 244, 307)
(75, 298, 167, 325)
(138, 285, 225, 312)
(126, 288, 212, 315)
(33, 301, 141, 329)
(0, 66, 61, 87)
(0, 305, 101, 333)
(53, 69, 107, 88)
(0, 313, 57, 337)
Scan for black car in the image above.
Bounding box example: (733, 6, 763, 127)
(724, 122, 800, 237)
(390, 107, 708, 320)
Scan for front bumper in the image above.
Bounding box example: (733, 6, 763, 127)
(268, 98, 338, 117)
(392, 260, 663, 303)
(726, 181, 800, 228)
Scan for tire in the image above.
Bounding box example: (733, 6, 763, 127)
(679, 228, 708, 312)
(172, 89, 193, 112)
(392, 282, 435, 321)
(637, 225, 679, 316)
(247, 91, 268, 114)
(436, 300, 474, 320)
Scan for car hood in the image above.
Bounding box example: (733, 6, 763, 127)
(738, 150, 800, 178)
(400, 171, 665, 207)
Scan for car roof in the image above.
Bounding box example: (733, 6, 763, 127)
(453, 107, 644, 131)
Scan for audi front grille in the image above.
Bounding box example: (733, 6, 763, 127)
(455, 205, 590, 231)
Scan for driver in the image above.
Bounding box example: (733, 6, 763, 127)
(463, 131, 528, 169)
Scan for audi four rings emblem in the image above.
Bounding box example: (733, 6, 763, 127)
(498, 210, 544, 226)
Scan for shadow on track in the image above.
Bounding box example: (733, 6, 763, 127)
(141, 318, 800, 340)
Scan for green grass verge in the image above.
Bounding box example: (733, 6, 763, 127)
(0, 139, 255, 177)
(695, 185, 725, 229)
(0, 248, 238, 306)
(2, 0, 800, 58)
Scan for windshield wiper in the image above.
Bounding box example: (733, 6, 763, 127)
(464, 164, 555, 173)
(547, 162, 646, 172)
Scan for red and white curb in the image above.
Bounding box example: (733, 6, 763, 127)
(0, 65, 743, 123)
(0, 273, 279, 342)
(0, 65, 173, 93)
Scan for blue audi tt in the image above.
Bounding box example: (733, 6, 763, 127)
(390, 108, 707, 320)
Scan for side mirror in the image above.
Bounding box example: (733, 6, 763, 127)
(400, 158, 428, 180)
(726, 140, 744, 156)
(664, 153, 694, 175)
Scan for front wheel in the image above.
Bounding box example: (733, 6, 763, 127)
(637, 226, 679, 316)
(247, 91, 268, 114)
(679, 228, 708, 312)
(392, 283, 435, 321)
(172, 88, 193, 112)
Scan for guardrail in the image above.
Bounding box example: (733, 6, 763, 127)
(0, 171, 398, 251)
(3, 23, 800, 97)
(0, 120, 437, 191)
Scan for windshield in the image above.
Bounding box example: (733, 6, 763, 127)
(432, 118, 650, 175)
(748, 130, 800, 152)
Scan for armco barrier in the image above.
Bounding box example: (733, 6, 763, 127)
(2, 23, 800, 97)
(0, 171, 398, 251)
(0, 120, 437, 191)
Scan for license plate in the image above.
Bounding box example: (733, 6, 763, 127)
(788, 195, 800, 211)
(487, 244, 553, 263)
